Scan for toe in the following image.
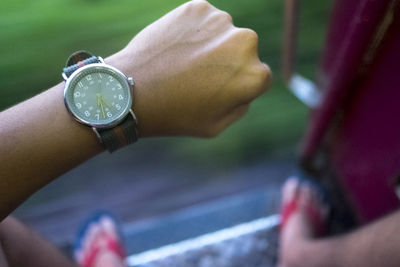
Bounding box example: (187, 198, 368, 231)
(100, 215, 118, 239)
(83, 222, 101, 252)
(282, 177, 300, 205)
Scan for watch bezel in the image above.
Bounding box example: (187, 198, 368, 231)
(64, 63, 133, 129)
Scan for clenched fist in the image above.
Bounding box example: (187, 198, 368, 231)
(108, 0, 271, 138)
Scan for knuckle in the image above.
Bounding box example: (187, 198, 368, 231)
(240, 28, 259, 43)
(218, 11, 233, 23)
(261, 64, 273, 89)
(231, 28, 259, 52)
(191, 0, 210, 10)
(254, 64, 272, 93)
(242, 64, 272, 102)
(207, 10, 233, 26)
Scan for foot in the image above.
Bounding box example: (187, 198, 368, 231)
(278, 177, 329, 267)
(74, 214, 127, 267)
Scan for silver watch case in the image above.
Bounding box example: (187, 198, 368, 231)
(63, 63, 133, 129)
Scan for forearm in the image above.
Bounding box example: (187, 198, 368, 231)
(0, 82, 104, 219)
(301, 210, 400, 267)
(0, 53, 138, 220)
(0, 0, 270, 221)
(342, 210, 400, 267)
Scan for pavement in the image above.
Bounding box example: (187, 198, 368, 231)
(12, 140, 296, 252)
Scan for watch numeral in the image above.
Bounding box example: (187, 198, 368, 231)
(74, 92, 81, 97)
(84, 111, 90, 117)
(118, 94, 124, 100)
(86, 75, 92, 81)
(115, 104, 121, 110)
(107, 112, 113, 118)
(78, 82, 83, 88)
(95, 114, 100, 120)
(76, 103, 82, 109)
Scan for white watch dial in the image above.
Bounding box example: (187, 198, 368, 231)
(64, 64, 132, 128)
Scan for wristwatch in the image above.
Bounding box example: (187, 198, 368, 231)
(62, 51, 138, 152)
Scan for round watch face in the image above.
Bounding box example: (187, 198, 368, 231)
(64, 64, 132, 128)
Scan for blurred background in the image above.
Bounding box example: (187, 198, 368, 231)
(1, 0, 332, 257)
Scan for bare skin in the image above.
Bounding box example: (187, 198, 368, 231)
(0, 216, 76, 267)
(74, 216, 126, 267)
(279, 178, 400, 267)
(0, 1, 270, 266)
(0, 0, 271, 221)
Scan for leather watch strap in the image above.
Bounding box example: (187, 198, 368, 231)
(96, 110, 138, 153)
(63, 50, 138, 153)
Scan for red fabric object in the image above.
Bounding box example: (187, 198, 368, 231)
(300, 0, 400, 223)
(331, 15, 400, 222)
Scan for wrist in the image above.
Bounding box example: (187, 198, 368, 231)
(62, 51, 139, 152)
(104, 51, 149, 138)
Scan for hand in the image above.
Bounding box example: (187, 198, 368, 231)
(107, 0, 271, 138)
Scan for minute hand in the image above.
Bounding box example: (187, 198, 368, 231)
(99, 98, 106, 118)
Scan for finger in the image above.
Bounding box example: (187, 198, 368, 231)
(282, 177, 300, 206)
(203, 10, 234, 33)
(233, 28, 273, 88)
(227, 28, 260, 60)
(211, 10, 233, 24)
(205, 103, 250, 138)
(249, 62, 272, 100)
(219, 103, 250, 129)
(260, 62, 273, 91)
(230, 62, 272, 106)
(188, 0, 217, 13)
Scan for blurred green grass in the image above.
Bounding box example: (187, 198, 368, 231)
(0, 0, 332, 164)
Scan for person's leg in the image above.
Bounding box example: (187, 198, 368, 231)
(279, 178, 400, 267)
(0, 216, 77, 267)
(0, 243, 10, 267)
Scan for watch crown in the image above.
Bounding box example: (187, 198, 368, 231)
(128, 77, 135, 86)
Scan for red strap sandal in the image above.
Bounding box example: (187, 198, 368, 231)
(81, 231, 126, 267)
(280, 179, 329, 237)
(74, 212, 127, 267)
